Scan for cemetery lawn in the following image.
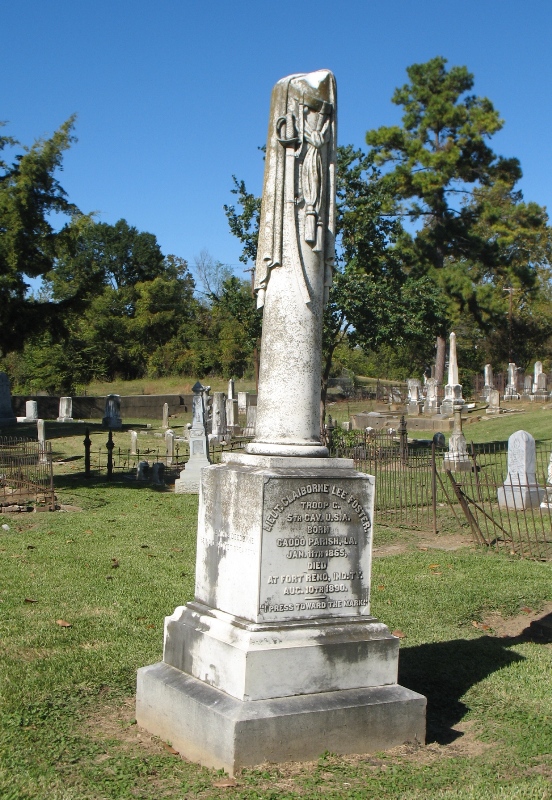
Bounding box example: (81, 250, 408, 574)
(1, 471, 550, 799)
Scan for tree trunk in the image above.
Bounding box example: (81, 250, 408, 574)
(435, 335, 446, 384)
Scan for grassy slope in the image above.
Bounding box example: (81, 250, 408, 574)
(0, 398, 550, 798)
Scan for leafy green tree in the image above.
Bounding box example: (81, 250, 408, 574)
(365, 56, 552, 377)
(0, 117, 86, 353)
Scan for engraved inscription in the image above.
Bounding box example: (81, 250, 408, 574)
(259, 477, 374, 621)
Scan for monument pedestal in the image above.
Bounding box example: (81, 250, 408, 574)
(136, 453, 425, 773)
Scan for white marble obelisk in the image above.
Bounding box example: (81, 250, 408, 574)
(440, 332, 464, 416)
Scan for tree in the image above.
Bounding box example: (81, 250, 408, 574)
(0, 116, 86, 353)
(226, 146, 447, 420)
(365, 56, 551, 377)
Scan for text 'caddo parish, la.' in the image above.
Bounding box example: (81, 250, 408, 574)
(263, 484, 372, 533)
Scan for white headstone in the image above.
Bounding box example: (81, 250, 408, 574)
(25, 400, 38, 421)
(226, 397, 239, 435)
(243, 404, 257, 436)
(211, 392, 227, 442)
(37, 419, 48, 464)
(137, 69, 424, 773)
(162, 402, 169, 429)
(533, 361, 543, 394)
(498, 430, 544, 508)
(484, 364, 493, 388)
(504, 363, 520, 400)
(174, 381, 211, 494)
(57, 396, 73, 422)
(129, 430, 138, 456)
(486, 389, 501, 415)
(136, 461, 149, 481)
(165, 429, 174, 466)
(0, 373, 16, 425)
(423, 377, 439, 415)
(227, 379, 235, 400)
(237, 391, 250, 415)
(443, 404, 471, 472)
(441, 332, 464, 416)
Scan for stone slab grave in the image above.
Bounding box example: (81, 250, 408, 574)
(498, 430, 544, 509)
(137, 70, 425, 774)
(0, 372, 16, 426)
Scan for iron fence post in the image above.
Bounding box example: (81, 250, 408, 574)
(106, 430, 114, 480)
(431, 440, 438, 535)
(84, 428, 91, 478)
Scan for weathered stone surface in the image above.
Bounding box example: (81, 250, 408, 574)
(0, 373, 16, 426)
(162, 402, 169, 429)
(246, 71, 336, 458)
(443, 405, 471, 472)
(487, 389, 501, 414)
(504, 363, 520, 400)
(57, 396, 73, 422)
(103, 394, 122, 429)
(25, 400, 38, 421)
(136, 663, 426, 775)
(129, 430, 138, 455)
(498, 430, 544, 508)
(238, 391, 250, 415)
(423, 378, 439, 416)
(533, 361, 543, 394)
(174, 382, 210, 494)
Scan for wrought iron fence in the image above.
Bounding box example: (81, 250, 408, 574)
(446, 441, 552, 561)
(328, 424, 552, 561)
(0, 436, 55, 510)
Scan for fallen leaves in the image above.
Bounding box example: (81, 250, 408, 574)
(520, 606, 533, 614)
(392, 629, 406, 639)
(213, 778, 237, 788)
(111, 558, 119, 569)
(56, 619, 72, 628)
(162, 742, 179, 755)
(24, 598, 38, 603)
(471, 621, 491, 631)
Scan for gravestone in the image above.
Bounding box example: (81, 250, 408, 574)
(227, 379, 235, 400)
(162, 402, 170, 430)
(532, 361, 543, 394)
(243, 404, 257, 436)
(0, 373, 16, 426)
(440, 332, 464, 417)
(540, 452, 552, 509)
(103, 394, 122, 429)
(407, 378, 422, 416)
(25, 400, 38, 422)
(165, 429, 174, 466)
(137, 70, 425, 774)
(482, 364, 493, 400)
(423, 377, 439, 416)
(136, 461, 149, 481)
(523, 374, 532, 397)
(174, 381, 211, 494)
(238, 391, 250, 415)
(486, 388, 501, 415)
(57, 397, 73, 422)
(129, 430, 138, 456)
(536, 373, 548, 397)
(211, 392, 227, 442)
(443, 404, 471, 472)
(504, 363, 520, 400)
(226, 397, 239, 436)
(498, 430, 544, 509)
(152, 462, 165, 486)
(37, 419, 48, 464)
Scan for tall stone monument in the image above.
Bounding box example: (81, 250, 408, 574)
(407, 378, 422, 416)
(504, 363, 520, 400)
(440, 332, 464, 417)
(136, 70, 425, 774)
(443, 404, 471, 472)
(174, 382, 210, 494)
(482, 364, 493, 400)
(0, 372, 16, 426)
(532, 361, 543, 394)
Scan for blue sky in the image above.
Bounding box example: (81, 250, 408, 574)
(3, 1, 552, 281)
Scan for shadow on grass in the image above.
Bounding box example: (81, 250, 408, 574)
(399, 627, 544, 745)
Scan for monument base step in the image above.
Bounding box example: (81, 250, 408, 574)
(136, 662, 426, 775)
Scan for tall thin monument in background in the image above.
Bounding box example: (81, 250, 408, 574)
(136, 70, 425, 774)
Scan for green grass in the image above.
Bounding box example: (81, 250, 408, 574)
(84, 376, 257, 397)
(0, 465, 550, 799)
